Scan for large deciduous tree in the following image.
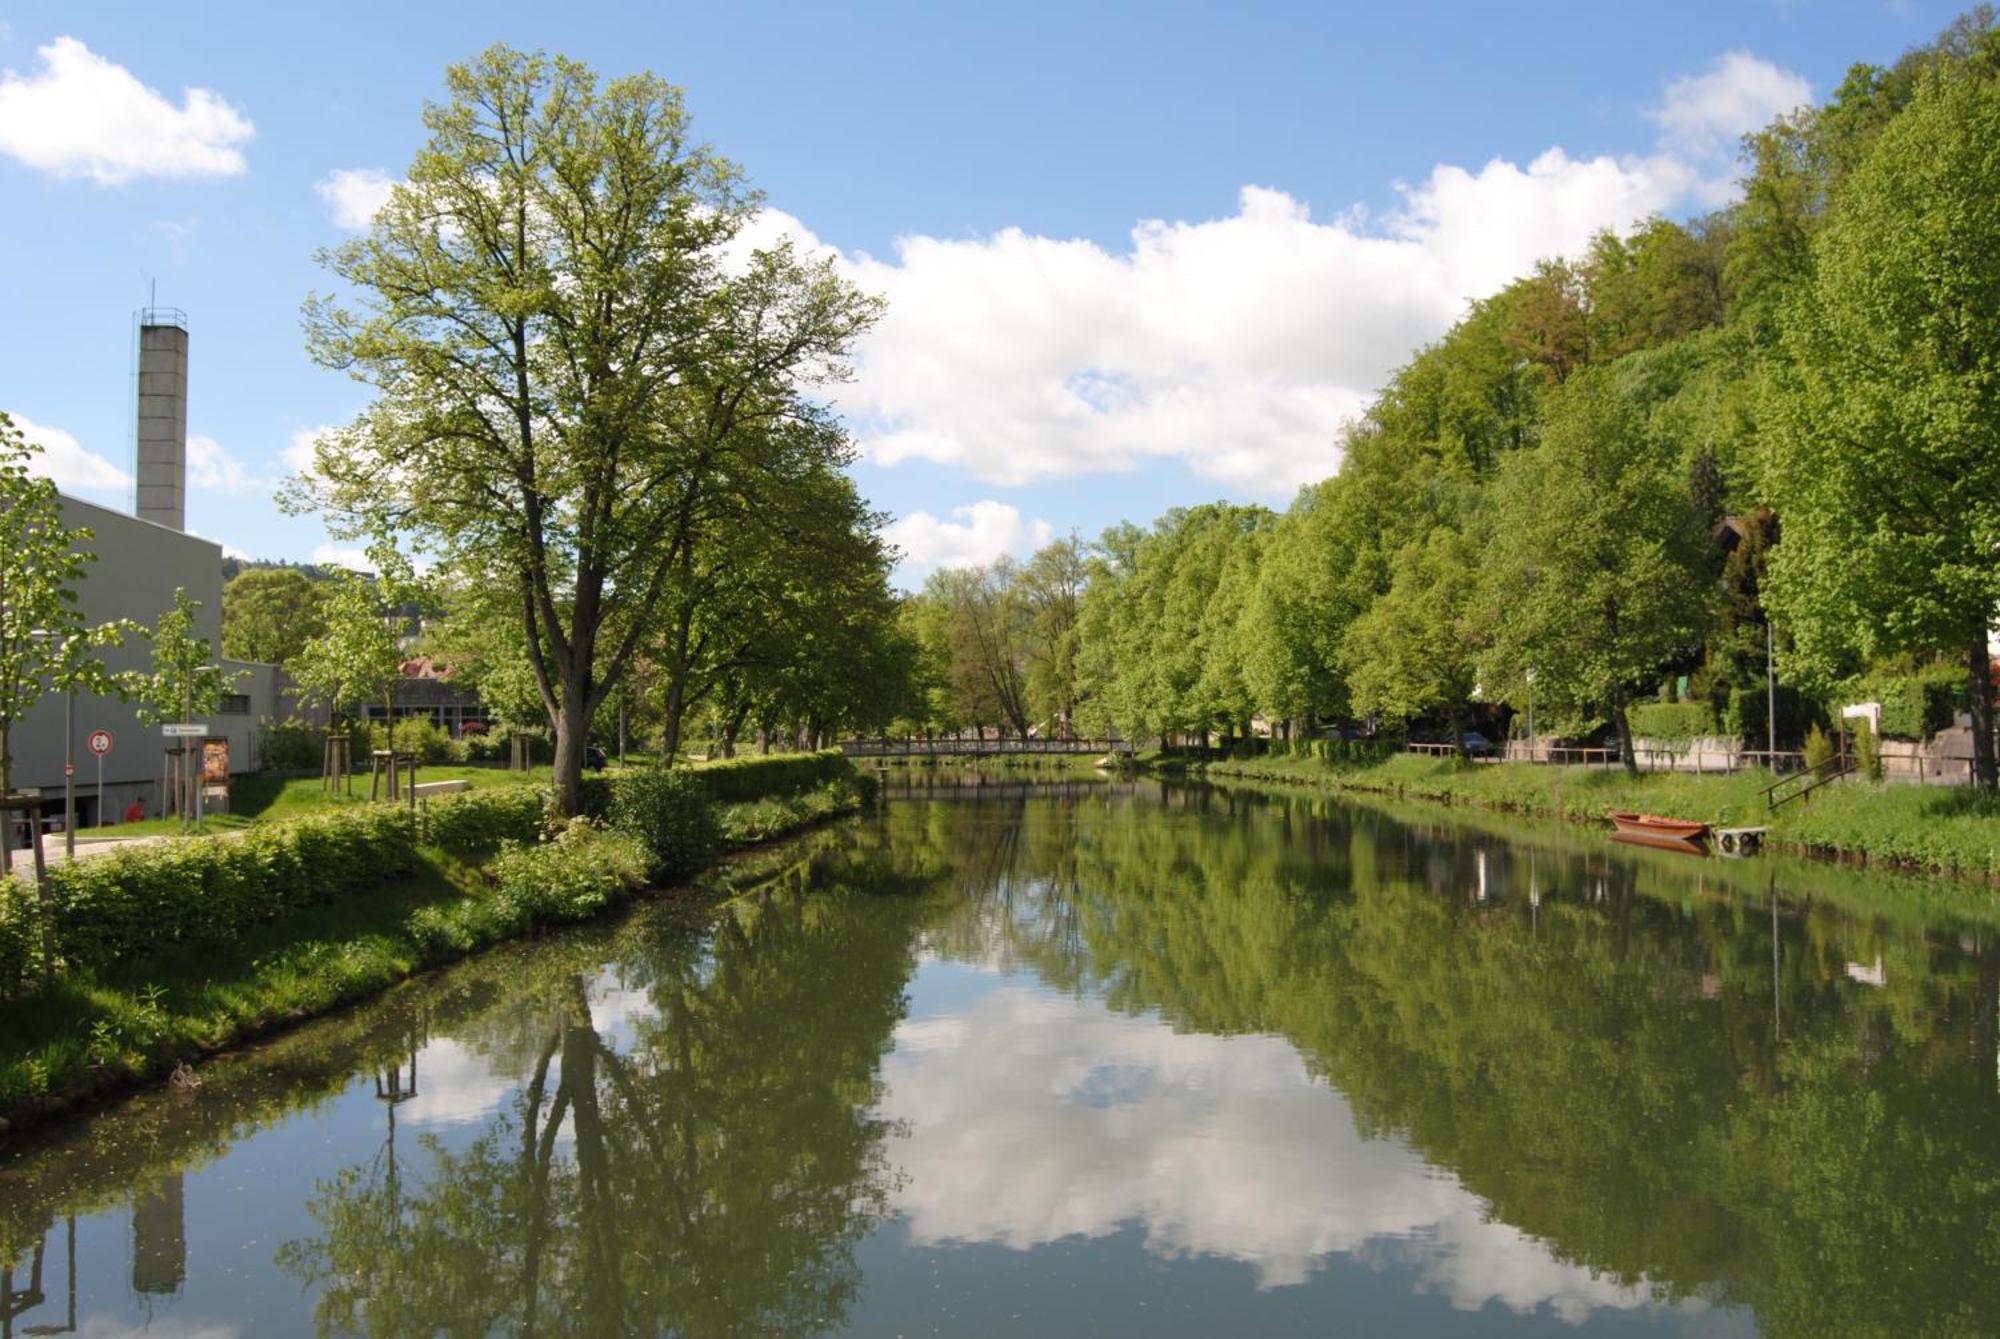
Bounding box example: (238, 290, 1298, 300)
(1762, 63, 2000, 788)
(294, 45, 880, 813)
(1478, 370, 1709, 770)
(1342, 528, 1481, 753)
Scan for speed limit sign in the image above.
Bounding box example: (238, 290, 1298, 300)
(88, 730, 113, 757)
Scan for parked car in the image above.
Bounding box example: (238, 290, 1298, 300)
(1461, 731, 1497, 757)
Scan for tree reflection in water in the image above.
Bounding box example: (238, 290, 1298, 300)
(278, 861, 938, 1338)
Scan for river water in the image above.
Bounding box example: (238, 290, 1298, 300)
(2, 778, 1997, 1337)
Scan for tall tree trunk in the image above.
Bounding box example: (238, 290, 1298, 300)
(552, 673, 592, 816)
(1969, 639, 1996, 790)
(660, 671, 687, 763)
(1611, 685, 1638, 775)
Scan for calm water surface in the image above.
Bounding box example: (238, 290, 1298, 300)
(3, 779, 1998, 1337)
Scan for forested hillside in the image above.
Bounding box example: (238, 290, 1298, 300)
(893, 9, 2000, 787)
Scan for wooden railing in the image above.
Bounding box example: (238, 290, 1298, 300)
(1763, 757, 1855, 810)
(840, 737, 1132, 758)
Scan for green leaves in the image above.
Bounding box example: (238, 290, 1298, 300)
(123, 588, 246, 728)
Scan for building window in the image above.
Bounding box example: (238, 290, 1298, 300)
(219, 694, 252, 715)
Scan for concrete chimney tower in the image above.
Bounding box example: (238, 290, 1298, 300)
(135, 310, 188, 531)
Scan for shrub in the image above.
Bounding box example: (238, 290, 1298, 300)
(1854, 716, 1883, 782)
(1627, 702, 1717, 743)
(366, 717, 457, 764)
(488, 823, 648, 929)
(1804, 723, 1836, 774)
(43, 806, 419, 973)
(422, 786, 548, 860)
(608, 767, 718, 881)
(259, 716, 324, 771)
(0, 876, 49, 999)
(690, 750, 856, 803)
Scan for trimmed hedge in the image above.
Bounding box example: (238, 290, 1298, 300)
(1628, 702, 1718, 742)
(690, 750, 857, 803)
(3, 752, 863, 999)
(38, 807, 419, 977)
(421, 786, 548, 860)
(1833, 664, 1964, 740)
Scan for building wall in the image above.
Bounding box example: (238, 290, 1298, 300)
(7, 494, 287, 830)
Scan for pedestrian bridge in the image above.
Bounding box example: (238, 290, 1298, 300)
(839, 737, 1132, 759)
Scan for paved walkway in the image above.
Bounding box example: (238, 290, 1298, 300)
(11, 825, 252, 869)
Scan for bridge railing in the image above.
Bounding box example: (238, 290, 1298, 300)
(839, 737, 1132, 758)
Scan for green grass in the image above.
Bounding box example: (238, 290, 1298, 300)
(1191, 752, 2000, 879)
(78, 764, 560, 841)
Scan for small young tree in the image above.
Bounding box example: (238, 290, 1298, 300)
(125, 587, 245, 826)
(0, 413, 130, 870)
(290, 571, 404, 780)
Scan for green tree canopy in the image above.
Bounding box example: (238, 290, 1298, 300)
(221, 567, 328, 666)
(1762, 60, 2000, 785)
(293, 44, 880, 812)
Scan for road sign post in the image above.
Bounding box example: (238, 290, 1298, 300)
(162, 726, 204, 832)
(88, 730, 113, 830)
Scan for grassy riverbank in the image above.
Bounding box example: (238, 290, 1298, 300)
(0, 758, 871, 1136)
(1186, 752, 2000, 879)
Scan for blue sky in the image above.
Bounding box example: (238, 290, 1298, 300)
(0, 1, 1967, 583)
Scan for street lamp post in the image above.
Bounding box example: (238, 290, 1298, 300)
(1525, 668, 1537, 763)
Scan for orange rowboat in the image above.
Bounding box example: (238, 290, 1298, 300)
(1605, 810, 1710, 841)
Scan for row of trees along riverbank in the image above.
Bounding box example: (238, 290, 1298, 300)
(896, 11, 2000, 790)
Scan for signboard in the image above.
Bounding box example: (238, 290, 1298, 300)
(202, 738, 230, 785)
(162, 723, 206, 738)
(87, 729, 113, 757)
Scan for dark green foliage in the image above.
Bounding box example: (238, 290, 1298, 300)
(0, 876, 47, 998)
(691, 750, 859, 804)
(37, 807, 419, 977)
(1627, 702, 1719, 742)
(259, 716, 326, 771)
(608, 768, 718, 881)
(1830, 662, 1965, 739)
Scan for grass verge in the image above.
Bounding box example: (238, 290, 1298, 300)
(1187, 752, 2000, 880)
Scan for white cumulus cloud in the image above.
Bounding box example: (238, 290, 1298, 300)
(283, 424, 338, 474)
(736, 52, 1806, 500)
(7, 411, 132, 494)
(1650, 50, 1814, 159)
(0, 37, 252, 185)
(186, 433, 257, 491)
(884, 500, 1053, 578)
(311, 542, 373, 573)
(315, 167, 396, 229)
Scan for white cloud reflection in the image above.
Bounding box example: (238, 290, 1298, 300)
(878, 985, 1701, 1323)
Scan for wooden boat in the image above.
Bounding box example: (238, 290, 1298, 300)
(1605, 810, 1710, 840)
(1609, 830, 1707, 857)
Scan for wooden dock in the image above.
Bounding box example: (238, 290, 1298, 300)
(1715, 826, 1770, 855)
